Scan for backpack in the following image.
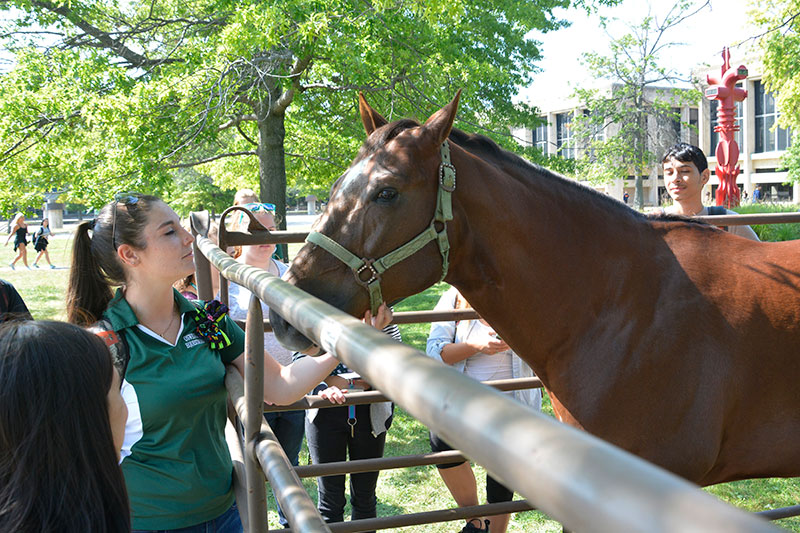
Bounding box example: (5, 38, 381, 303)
(88, 319, 130, 380)
(706, 205, 728, 231)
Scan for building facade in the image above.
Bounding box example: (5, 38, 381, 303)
(513, 57, 796, 206)
(511, 83, 698, 206)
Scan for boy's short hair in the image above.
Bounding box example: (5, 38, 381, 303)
(661, 143, 708, 173)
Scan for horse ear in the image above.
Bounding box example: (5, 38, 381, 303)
(422, 90, 462, 145)
(358, 92, 388, 135)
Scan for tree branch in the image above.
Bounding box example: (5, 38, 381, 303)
(32, 0, 183, 69)
(273, 55, 313, 115)
(236, 121, 258, 146)
(165, 151, 257, 169)
(285, 151, 348, 168)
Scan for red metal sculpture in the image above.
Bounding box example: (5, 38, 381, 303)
(705, 47, 748, 207)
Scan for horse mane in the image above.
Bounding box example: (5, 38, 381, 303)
(446, 127, 647, 222)
(360, 118, 715, 228)
(647, 212, 713, 227)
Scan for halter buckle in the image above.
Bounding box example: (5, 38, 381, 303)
(439, 162, 456, 192)
(355, 259, 380, 287)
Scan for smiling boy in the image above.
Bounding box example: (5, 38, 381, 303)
(661, 143, 759, 241)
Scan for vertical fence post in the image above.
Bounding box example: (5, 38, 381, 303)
(245, 294, 268, 533)
(189, 211, 214, 301)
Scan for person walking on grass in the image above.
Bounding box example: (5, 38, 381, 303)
(5, 213, 29, 270)
(32, 218, 56, 269)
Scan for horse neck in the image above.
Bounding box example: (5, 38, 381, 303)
(445, 153, 653, 385)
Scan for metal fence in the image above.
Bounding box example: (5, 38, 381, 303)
(190, 210, 798, 533)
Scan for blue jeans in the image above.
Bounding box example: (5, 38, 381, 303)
(132, 502, 242, 533)
(265, 409, 305, 527)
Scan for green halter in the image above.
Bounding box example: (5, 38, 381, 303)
(305, 141, 457, 315)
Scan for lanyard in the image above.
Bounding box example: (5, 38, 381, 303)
(347, 379, 357, 437)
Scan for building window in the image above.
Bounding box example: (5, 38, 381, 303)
(581, 109, 605, 161)
(754, 80, 791, 153)
(670, 107, 682, 143)
(556, 112, 574, 159)
(583, 109, 606, 142)
(709, 87, 743, 149)
(532, 118, 548, 153)
(688, 108, 699, 146)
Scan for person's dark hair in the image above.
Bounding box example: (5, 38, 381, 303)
(661, 142, 708, 173)
(0, 320, 130, 532)
(67, 194, 161, 325)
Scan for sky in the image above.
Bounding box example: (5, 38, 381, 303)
(518, 0, 758, 106)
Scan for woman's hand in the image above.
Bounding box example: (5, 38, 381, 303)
(469, 332, 509, 355)
(318, 386, 347, 404)
(363, 303, 393, 330)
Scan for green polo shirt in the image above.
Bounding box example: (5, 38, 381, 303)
(105, 289, 245, 530)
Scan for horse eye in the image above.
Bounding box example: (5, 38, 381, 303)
(376, 188, 397, 202)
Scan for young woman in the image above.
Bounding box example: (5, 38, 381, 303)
(32, 217, 56, 269)
(66, 193, 345, 532)
(426, 287, 541, 533)
(0, 320, 130, 532)
(225, 202, 299, 528)
(5, 213, 29, 270)
(228, 202, 396, 530)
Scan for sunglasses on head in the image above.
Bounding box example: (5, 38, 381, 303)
(112, 192, 143, 250)
(236, 202, 276, 227)
(241, 202, 275, 213)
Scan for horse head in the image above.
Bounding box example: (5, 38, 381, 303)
(270, 92, 462, 351)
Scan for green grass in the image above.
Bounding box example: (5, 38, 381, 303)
(5, 228, 799, 531)
(1, 233, 73, 320)
(734, 203, 800, 242)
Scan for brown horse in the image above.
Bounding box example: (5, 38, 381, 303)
(270, 92, 800, 487)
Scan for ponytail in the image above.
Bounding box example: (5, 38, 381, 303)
(66, 221, 114, 325)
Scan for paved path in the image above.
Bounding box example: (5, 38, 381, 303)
(285, 213, 319, 232)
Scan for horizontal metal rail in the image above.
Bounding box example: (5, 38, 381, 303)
(262, 377, 543, 412)
(757, 505, 800, 521)
(696, 211, 800, 225)
(273, 500, 536, 533)
(195, 233, 778, 533)
(217, 211, 800, 251)
(295, 450, 467, 478)
(235, 309, 482, 333)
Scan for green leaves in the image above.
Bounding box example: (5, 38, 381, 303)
(0, 0, 609, 215)
(758, 0, 800, 183)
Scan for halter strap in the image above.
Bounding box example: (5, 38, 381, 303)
(306, 141, 456, 315)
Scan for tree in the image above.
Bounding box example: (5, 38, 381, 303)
(756, 0, 800, 182)
(0, 0, 619, 220)
(569, 0, 706, 209)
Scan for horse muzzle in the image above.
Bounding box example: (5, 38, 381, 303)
(269, 308, 315, 353)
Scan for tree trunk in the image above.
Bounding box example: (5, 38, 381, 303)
(634, 109, 646, 210)
(635, 174, 644, 209)
(257, 109, 288, 259)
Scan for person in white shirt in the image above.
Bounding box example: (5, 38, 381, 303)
(426, 287, 541, 533)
